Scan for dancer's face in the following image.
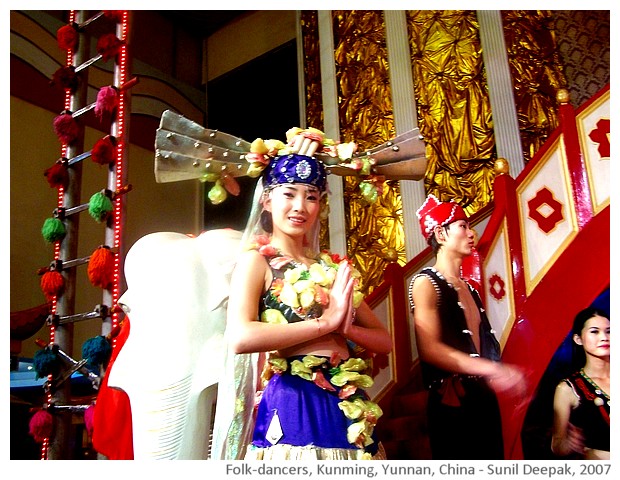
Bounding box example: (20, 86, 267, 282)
(575, 314, 610, 359)
(436, 220, 475, 256)
(264, 184, 321, 238)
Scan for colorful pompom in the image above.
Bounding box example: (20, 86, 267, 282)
(29, 410, 54, 443)
(82, 335, 112, 367)
(50, 66, 79, 92)
(84, 404, 95, 437)
(88, 191, 113, 222)
(91, 136, 116, 165)
(41, 217, 66, 243)
(33, 347, 59, 379)
(40, 270, 64, 300)
(95, 86, 118, 118)
(56, 24, 78, 51)
(103, 11, 124, 22)
(44, 162, 69, 189)
(96, 34, 123, 61)
(87, 246, 115, 289)
(53, 112, 80, 145)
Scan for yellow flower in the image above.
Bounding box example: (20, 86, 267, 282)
(299, 288, 316, 309)
(336, 141, 357, 160)
(292, 279, 313, 293)
(338, 399, 364, 420)
(250, 138, 269, 154)
(290, 359, 313, 380)
(346, 420, 371, 446)
(340, 358, 367, 372)
(247, 162, 266, 178)
(285, 127, 303, 142)
(284, 267, 303, 285)
(265, 139, 286, 155)
(268, 356, 288, 374)
(331, 371, 374, 388)
(353, 291, 364, 308)
(309, 263, 331, 286)
(301, 355, 327, 368)
(279, 282, 299, 308)
(199, 172, 219, 183)
(261, 309, 287, 324)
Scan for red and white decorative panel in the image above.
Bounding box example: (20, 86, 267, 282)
(482, 219, 515, 348)
(517, 138, 579, 295)
(577, 89, 610, 214)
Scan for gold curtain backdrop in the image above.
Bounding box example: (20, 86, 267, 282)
(501, 11, 567, 163)
(300, 10, 568, 294)
(299, 11, 331, 250)
(406, 10, 495, 216)
(333, 10, 405, 295)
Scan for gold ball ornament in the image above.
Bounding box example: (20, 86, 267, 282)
(382, 247, 399, 262)
(556, 89, 570, 104)
(494, 158, 510, 176)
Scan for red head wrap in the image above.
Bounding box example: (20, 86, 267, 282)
(416, 194, 468, 239)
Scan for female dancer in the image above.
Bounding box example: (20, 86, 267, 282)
(551, 307, 610, 459)
(226, 148, 392, 460)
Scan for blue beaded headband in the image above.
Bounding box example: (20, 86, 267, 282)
(262, 154, 327, 192)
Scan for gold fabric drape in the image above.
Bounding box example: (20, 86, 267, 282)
(406, 10, 495, 216)
(501, 11, 567, 162)
(333, 10, 405, 295)
(299, 11, 332, 250)
(299, 10, 569, 293)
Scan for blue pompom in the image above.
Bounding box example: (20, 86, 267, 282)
(33, 348, 59, 379)
(81, 335, 112, 367)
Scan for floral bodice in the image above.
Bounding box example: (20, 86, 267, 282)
(248, 236, 363, 325)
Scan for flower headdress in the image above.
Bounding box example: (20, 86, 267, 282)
(154, 110, 427, 205)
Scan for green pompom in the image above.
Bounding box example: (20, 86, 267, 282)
(88, 191, 113, 222)
(41, 217, 66, 243)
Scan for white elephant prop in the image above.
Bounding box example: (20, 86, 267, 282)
(105, 229, 257, 459)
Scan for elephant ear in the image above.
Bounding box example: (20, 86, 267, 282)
(196, 229, 259, 460)
(197, 229, 243, 313)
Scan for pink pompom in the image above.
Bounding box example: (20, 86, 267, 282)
(95, 86, 118, 118)
(53, 112, 80, 145)
(29, 410, 54, 443)
(84, 404, 95, 436)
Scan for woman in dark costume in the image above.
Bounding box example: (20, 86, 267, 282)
(551, 307, 610, 459)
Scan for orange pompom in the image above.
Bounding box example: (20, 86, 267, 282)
(87, 246, 115, 289)
(40, 270, 64, 300)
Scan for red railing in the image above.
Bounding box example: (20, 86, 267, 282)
(366, 85, 610, 458)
